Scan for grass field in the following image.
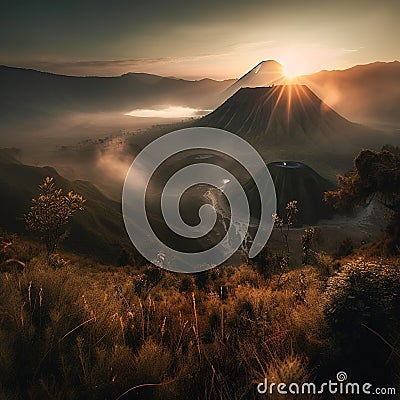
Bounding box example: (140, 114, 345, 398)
(1, 232, 399, 399)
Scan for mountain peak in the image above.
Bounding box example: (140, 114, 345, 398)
(253, 60, 284, 73)
(222, 60, 285, 98)
(198, 84, 371, 147)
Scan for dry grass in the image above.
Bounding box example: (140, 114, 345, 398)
(0, 236, 399, 399)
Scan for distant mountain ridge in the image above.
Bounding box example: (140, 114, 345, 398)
(302, 61, 400, 126)
(221, 60, 400, 127)
(0, 61, 398, 127)
(191, 84, 395, 180)
(0, 64, 234, 122)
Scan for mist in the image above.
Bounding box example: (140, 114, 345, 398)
(301, 61, 400, 129)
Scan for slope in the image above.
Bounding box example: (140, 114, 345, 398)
(199, 85, 379, 148)
(301, 61, 400, 126)
(0, 65, 233, 123)
(267, 161, 334, 225)
(0, 149, 132, 263)
(222, 60, 286, 100)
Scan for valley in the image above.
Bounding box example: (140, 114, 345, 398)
(1, 1, 399, 395)
(0, 60, 399, 264)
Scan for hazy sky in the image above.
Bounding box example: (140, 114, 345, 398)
(0, 0, 399, 79)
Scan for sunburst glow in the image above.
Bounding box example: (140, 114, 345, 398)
(283, 62, 302, 79)
(277, 47, 323, 79)
(262, 83, 314, 129)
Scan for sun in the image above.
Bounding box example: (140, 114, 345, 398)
(279, 54, 313, 80)
(283, 62, 301, 80)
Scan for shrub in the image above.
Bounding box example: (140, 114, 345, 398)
(324, 261, 400, 337)
(25, 177, 85, 256)
(301, 227, 318, 265)
(134, 339, 171, 384)
(323, 260, 400, 382)
(259, 353, 312, 400)
(313, 252, 338, 276)
(128, 339, 173, 400)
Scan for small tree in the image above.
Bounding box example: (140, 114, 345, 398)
(272, 200, 298, 255)
(25, 177, 85, 256)
(251, 201, 299, 286)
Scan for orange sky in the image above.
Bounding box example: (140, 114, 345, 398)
(1, 1, 399, 79)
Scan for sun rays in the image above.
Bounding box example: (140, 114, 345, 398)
(262, 82, 312, 133)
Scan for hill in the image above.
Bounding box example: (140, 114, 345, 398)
(302, 61, 400, 126)
(239, 160, 334, 226)
(267, 161, 334, 225)
(198, 85, 380, 148)
(0, 65, 233, 123)
(220, 61, 400, 127)
(194, 85, 394, 178)
(3, 61, 398, 128)
(0, 149, 132, 263)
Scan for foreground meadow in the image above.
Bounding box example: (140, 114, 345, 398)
(1, 233, 399, 399)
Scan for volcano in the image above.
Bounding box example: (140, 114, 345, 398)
(267, 161, 334, 225)
(197, 85, 382, 159)
(241, 160, 334, 226)
(222, 60, 286, 99)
